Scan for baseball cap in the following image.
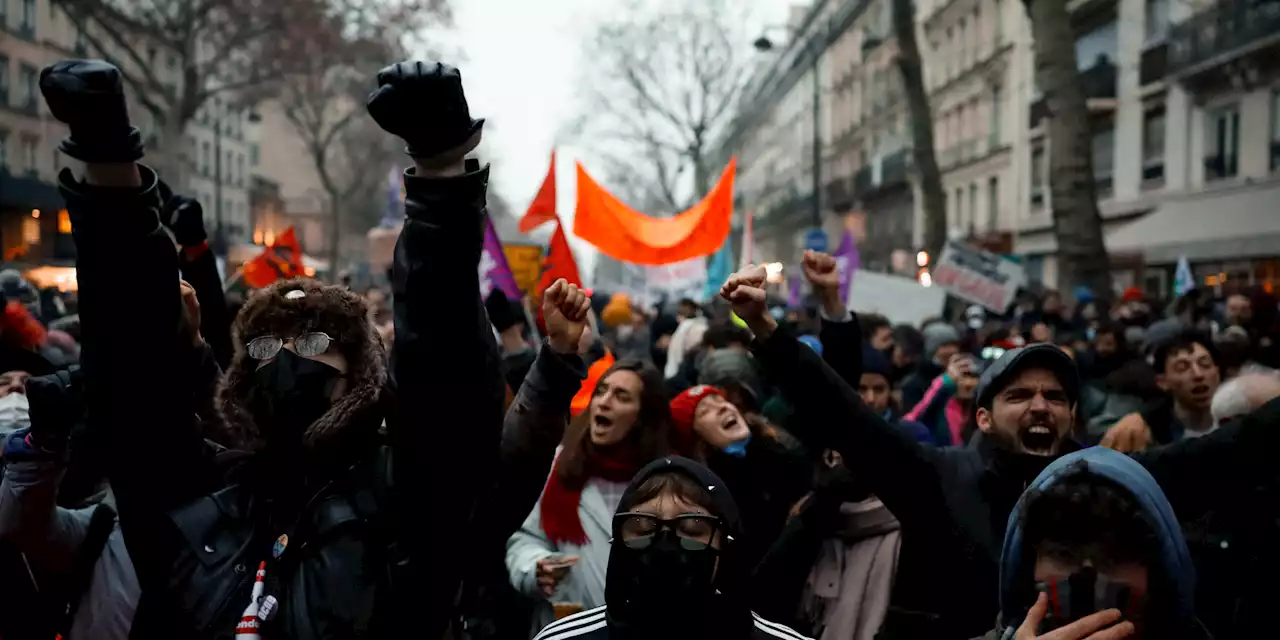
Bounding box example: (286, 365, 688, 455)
(975, 343, 1080, 411)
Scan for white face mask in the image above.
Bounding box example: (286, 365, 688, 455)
(0, 392, 31, 439)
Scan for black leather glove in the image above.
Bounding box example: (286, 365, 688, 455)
(26, 367, 82, 452)
(366, 60, 484, 163)
(39, 60, 144, 163)
(157, 180, 208, 246)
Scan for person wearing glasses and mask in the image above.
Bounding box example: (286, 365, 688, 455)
(533, 456, 813, 640)
(40, 58, 511, 638)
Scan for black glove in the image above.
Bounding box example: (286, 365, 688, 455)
(39, 60, 143, 163)
(366, 60, 484, 162)
(157, 180, 208, 246)
(26, 367, 82, 452)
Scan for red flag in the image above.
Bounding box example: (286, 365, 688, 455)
(518, 150, 558, 233)
(571, 350, 615, 416)
(243, 226, 306, 288)
(536, 222, 582, 294)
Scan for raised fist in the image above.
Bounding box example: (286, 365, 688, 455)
(39, 60, 143, 163)
(719, 265, 772, 336)
(366, 60, 484, 165)
(542, 279, 591, 355)
(802, 250, 840, 293)
(157, 181, 208, 246)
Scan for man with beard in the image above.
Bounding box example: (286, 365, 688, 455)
(719, 254, 1280, 639)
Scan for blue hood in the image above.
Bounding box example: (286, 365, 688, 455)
(999, 447, 1196, 626)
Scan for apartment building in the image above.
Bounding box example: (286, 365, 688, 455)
(716, 0, 917, 275)
(919, 0, 1019, 251)
(1008, 0, 1280, 292)
(1, 0, 258, 265)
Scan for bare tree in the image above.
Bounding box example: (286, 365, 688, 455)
(274, 5, 443, 278)
(1024, 0, 1112, 305)
(54, 0, 447, 189)
(577, 0, 753, 210)
(890, 0, 947, 263)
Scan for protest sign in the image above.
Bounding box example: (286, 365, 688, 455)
(646, 257, 708, 304)
(847, 270, 947, 328)
(503, 244, 544, 293)
(932, 241, 1026, 313)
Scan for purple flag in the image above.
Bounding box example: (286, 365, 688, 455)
(787, 274, 801, 307)
(480, 218, 521, 301)
(832, 229, 861, 306)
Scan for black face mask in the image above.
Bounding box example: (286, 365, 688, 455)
(249, 348, 343, 449)
(611, 530, 720, 626)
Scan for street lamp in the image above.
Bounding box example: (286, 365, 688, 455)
(754, 30, 822, 230)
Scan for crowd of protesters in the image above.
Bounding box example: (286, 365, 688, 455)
(0, 58, 1277, 640)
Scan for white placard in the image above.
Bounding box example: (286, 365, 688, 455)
(847, 270, 948, 328)
(932, 241, 1026, 313)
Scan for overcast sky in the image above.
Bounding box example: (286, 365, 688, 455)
(432, 0, 794, 282)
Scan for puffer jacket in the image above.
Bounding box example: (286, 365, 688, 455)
(63, 159, 506, 639)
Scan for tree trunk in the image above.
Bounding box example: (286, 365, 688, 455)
(1024, 0, 1112, 305)
(329, 194, 342, 283)
(891, 0, 947, 263)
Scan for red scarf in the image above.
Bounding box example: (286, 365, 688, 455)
(541, 444, 643, 545)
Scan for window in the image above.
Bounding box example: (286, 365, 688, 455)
(1145, 0, 1169, 43)
(968, 183, 979, 233)
(21, 0, 35, 34)
(250, 143, 260, 166)
(1206, 104, 1240, 181)
(993, 0, 1003, 44)
(1142, 107, 1166, 182)
(224, 151, 232, 182)
(1092, 123, 1115, 193)
(958, 19, 968, 69)
(18, 64, 37, 110)
(202, 141, 211, 177)
(955, 187, 965, 229)
(990, 85, 1003, 147)
(74, 28, 88, 55)
(1075, 20, 1118, 71)
(23, 217, 40, 246)
(21, 136, 37, 174)
(973, 7, 981, 59)
(238, 153, 246, 185)
(987, 176, 1000, 230)
(0, 131, 8, 171)
(0, 55, 9, 106)
(1031, 144, 1046, 206)
(1270, 89, 1280, 171)
(945, 28, 954, 79)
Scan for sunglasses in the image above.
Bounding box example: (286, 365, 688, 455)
(613, 512, 723, 551)
(246, 332, 333, 360)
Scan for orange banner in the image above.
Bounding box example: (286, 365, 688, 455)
(573, 159, 736, 266)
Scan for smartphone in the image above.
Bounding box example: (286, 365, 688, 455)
(1036, 567, 1145, 632)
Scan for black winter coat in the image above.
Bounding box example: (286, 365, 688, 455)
(64, 160, 508, 639)
(751, 318, 1280, 639)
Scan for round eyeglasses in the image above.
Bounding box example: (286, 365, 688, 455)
(613, 512, 722, 551)
(246, 332, 333, 360)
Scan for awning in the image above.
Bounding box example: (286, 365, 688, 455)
(1105, 181, 1280, 263)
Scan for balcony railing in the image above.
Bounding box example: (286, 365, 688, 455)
(1027, 59, 1117, 126)
(1168, 0, 1280, 76)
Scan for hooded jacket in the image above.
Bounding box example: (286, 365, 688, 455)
(61, 159, 507, 639)
(531, 456, 813, 640)
(983, 448, 1207, 639)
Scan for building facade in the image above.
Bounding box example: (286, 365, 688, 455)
(716, 0, 917, 278)
(1009, 0, 1280, 293)
(919, 0, 1020, 251)
(1, 0, 263, 267)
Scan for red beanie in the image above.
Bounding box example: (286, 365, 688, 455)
(1122, 286, 1143, 303)
(669, 385, 723, 452)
